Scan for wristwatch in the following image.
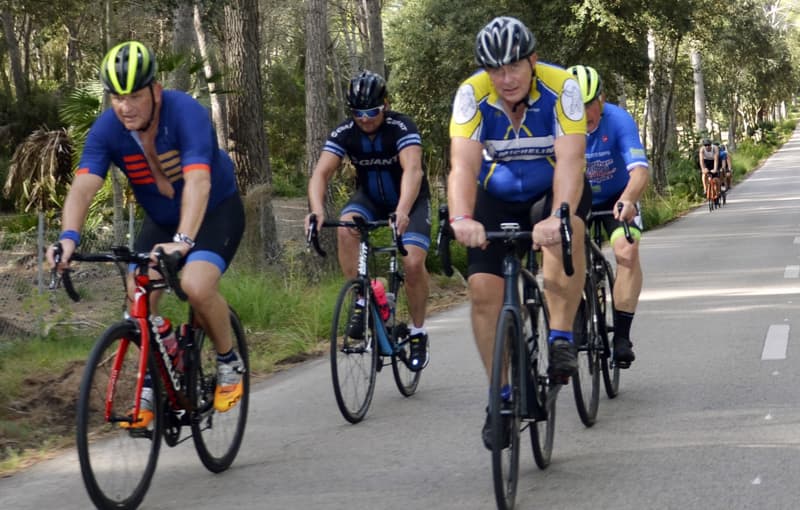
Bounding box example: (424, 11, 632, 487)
(173, 232, 196, 249)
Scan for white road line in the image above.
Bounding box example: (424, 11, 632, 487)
(785, 265, 800, 278)
(761, 324, 789, 360)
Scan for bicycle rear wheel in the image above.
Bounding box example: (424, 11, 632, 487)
(490, 310, 521, 510)
(190, 308, 250, 473)
(528, 285, 555, 469)
(76, 321, 163, 510)
(390, 280, 421, 396)
(572, 283, 600, 427)
(598, 259, 620, 398)
(331, 279, 378, 423)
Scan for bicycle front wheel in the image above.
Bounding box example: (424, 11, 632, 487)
(331, 279, 378, 423)
(390, 281, 421, 396)
(598, 259, 620, 398)
(572, 283, 600, 427)
(190, 308, 250, 473)
(76, 321, 163, 510)
(490, 310, 521, 510)
(528, 286, 555, 470)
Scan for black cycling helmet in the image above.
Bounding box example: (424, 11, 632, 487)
(567, 65, 603, 104)
(100, 41, 157, 95)
(347, 70, 387, 110)
(702, 138, 711, 146)
(474, 16, 537, 69)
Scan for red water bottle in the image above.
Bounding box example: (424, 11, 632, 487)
(153, 316, 182, 371)
(371, 278, 390, 321)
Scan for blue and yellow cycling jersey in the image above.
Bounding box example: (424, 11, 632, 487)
(77, 90, 238, 225)
(585, 103, 649, 206)
(449, 62, 586, 202)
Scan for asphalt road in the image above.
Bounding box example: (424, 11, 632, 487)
(5, 131, 800, 509)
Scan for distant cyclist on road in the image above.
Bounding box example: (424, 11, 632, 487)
(699, 138, 719, 196)
(568, 65, 649, 368)
(46, 41, 246, 424)
(305, 70, 432, 372)
(447, 16, 588, 449)
(719, 143, 732, 191)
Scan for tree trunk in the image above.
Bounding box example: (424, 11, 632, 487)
(1, 8, 26, 100)
(169, 1, 195, 92)
(223, 0, 280, 264)
(193, 1, 228, 148)
(691, 47, 707, 136)
(646, 30, 681, 194)
(362, 0, 385, 77)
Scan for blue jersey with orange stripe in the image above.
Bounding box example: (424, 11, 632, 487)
(449, 62, 586, 202)
(77, 90, 238, 225)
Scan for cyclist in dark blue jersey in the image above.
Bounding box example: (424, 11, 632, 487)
(47, 41, 245, 418)
(306, 70, 432, 372)
(568, 65, 649, 367)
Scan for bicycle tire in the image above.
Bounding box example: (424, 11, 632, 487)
(330, 279, 378, 423)
(528, 283, 555, 469)
(76, 321, 163, 510)
(490, 309, 521, 510)
(190, 308, 250, 473)
(390, 279, 421, 396)
(572, 281, 600, 427)
(598, 258, 620, 398)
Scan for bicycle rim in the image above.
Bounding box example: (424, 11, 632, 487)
(490, 310, 521, 510)
(330, 279, 377, 423)
(76, 322, 162, 510)
(598, 259, 620, 398)
(190, 308, 250, 473)
(572, 288, 600, 427)
(529, 290, 555, 469)
(390, 281, 421, 396)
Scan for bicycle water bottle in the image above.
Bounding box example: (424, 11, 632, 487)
(371, 278, 390, 321)
(153, 315, 180, 370)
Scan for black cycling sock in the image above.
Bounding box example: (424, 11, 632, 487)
(217, 349, 237, 363)
(614, 310, 634, 339)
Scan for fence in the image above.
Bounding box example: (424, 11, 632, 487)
(0, 208, 137, 342)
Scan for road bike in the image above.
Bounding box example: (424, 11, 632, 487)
(50, 244, 249, 510)
(437, 203, 573, 510)
(572, 206, 634, 422)
(308, 214, 423, 424)
(706, 173, 722, 211)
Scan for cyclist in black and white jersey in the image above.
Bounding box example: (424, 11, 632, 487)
(306, 70, 432, 371)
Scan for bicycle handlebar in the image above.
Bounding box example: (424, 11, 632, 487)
(588, 202, 634, 244)
(436, 202, 575, 277)
(307, 213, 407, 257)
(49, 243, 187, 302)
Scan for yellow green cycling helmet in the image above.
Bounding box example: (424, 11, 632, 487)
(100, 41, 156, 95)
(567, 65, 603, 104)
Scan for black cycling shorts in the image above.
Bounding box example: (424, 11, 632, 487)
(468, 177, 592, 277)
(134, 193, 245, 274)
(341, 189, 431, 251)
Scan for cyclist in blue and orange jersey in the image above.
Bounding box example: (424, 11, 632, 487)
(447, 16, 589, 449)
(46, 41, 245, 422)
(305, 70, 432, 372)
(568, 65, 649, 368)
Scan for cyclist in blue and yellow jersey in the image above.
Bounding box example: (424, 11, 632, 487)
(718, 142, 732, 191)
(46, 41, 246, 423)
(568, 65, 649, 368)
(305, 70, 432, 372)
(447, 16, 589, 449)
